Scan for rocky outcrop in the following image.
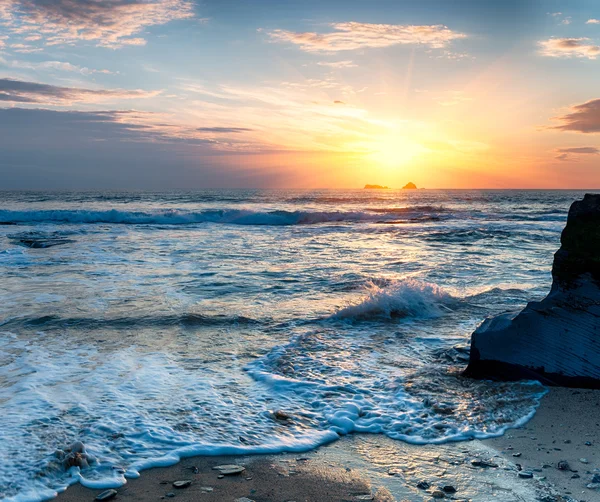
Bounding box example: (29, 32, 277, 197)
(364, 184, 389, 189)
(464, 193, 600, 388)
(402, 182, 417, 189)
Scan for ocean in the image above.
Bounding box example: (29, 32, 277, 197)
(0, 189, 581, 501)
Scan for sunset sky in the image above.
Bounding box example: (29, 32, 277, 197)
(1, 0, 600, 189)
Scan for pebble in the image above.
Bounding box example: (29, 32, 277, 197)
(416, 481, 430, 490)
(512, 453, 522, 457)
(95, 489, 117, 501)
(172, 480, 192, 489)
(355, 495, 374, 501)
(557, 460, 570, 471)
(200, 487, 213, 492)
(217, 475, 224, 479)
(431, 490, 445, 499)
(471, 460, 498, 468)
(235, 498, 255, 502)
(581, 458, 589, 464)
(572, 473, 580, 479)
(586, 442, 593, 446)
(212, 464, 246, 475)
(165, 493, 175, 498)
(442, 485, 456, 493)
(518, 472, 533, 479)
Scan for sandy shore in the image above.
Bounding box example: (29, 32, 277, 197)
(55, 388, 600, 502)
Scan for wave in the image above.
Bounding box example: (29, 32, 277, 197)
(333, 279, 456, 320)
(0, 313, 262, 330)
(0, 207, 448, 226)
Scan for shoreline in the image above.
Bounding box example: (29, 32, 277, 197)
(54, 387, 600, 502)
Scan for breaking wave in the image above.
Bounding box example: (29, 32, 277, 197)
(334, 279, 457, 320)
(0, 207, 448, 226)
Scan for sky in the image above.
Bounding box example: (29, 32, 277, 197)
(1, 0, 600, 189)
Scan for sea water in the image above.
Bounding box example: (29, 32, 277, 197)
(0, 189, 579, 500)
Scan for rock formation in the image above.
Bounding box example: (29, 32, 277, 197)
(364, 184, 389, 189)
(464, 193, 600, 388)
(403, 182, 417, 189)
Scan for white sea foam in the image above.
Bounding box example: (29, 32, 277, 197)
(0, 326, 546, 502)
(334, 279, 456, 319)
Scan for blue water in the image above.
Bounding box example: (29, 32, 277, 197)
(0, 189, 581, 500)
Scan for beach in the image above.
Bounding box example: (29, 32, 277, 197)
(0, 189, 592, 501)
(55, 388, 600, 502)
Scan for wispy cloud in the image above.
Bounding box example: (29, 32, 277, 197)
(263, 22, 466, 53)
(0, 78, 159, 104)
(196, 127, 253, 133)
(317, 60, 357, 68)
(551, 99, 600, 133)
(4, 59, 115, 75)
(0, 0, 195, 49)
(587, 19, 600, 25)
(538, 38, 600, 59)
(549, 12, 571, 25)
(555, 146, 599, 161)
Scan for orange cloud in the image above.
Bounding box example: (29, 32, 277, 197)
(0, 0, 194, 48)
(551, 99, 600, 133)
(538, 38, 600, 59)
(264, 22, 466, 53)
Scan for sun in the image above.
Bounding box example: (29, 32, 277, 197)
(367, 134, 426, 168)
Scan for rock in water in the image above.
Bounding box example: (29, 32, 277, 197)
(464, 193, 600, 388)
(402, 182, 417, 189)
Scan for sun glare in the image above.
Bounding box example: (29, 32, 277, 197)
(368, 135, 426, 168)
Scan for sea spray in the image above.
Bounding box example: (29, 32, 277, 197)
(334, 279, 456, 320)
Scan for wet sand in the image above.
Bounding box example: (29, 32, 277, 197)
(56, 388, 600, 502)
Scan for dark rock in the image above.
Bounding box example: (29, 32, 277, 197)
(95, 489, 118, 501)
(442, 485, 457, 493)
(9, 231, 75, 249)
(402, 182, 417, 189)
(173, 480, 192, 489)
(471, 459, 498, 468)
(416, 480, 430, 490)
(166, 493, 175, 498)
(431, 490, 445, 499)
(518, 471, 533, 479)
(463, 194, 600, 387)
(273, 410, 292, 421)
(364, 184, 389, 189)
(513, 453, 522, 457)
(592, 473, 600, 483)
(572, 473, 581, 479)
(586, 441, 593, 446)
(557, 460, 570, 471)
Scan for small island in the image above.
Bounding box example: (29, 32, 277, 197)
(402, 182, 417, 189)
(364, 184, 389, 189)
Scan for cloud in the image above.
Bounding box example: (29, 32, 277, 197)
(549, 12, 571, 25)
(196, 127, 253, 133)
(5, 59, 115, 75)
(0, 78, 159, 104)
(587, 19, 600, 24)
(555, 146, 600, 161)
(333, 100, 344, 104)
(263, 22, 466, 53)
(538, 38, 600, 59)
(317, 60, 357, 68)
(0, 107, 287, 189)
(551, 99, 600, 133)
(0, 0, 194, 48)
